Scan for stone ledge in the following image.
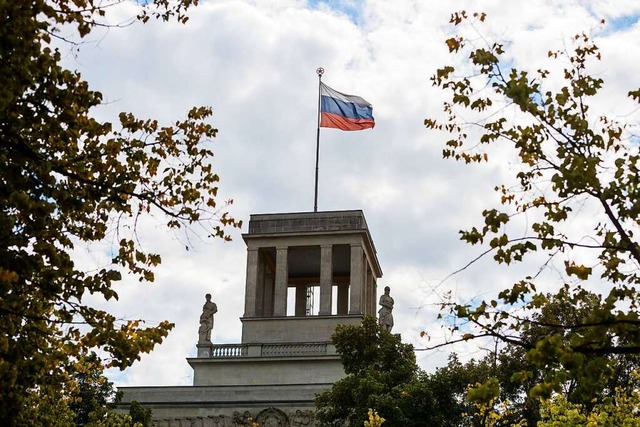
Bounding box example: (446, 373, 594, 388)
(187, 353, 340, 364)
(247, 210, 368, 235)
(118, 383, 332, 405)
(116, 383, 329, 421)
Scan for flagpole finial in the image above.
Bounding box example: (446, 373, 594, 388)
(316, 67, 324, 76)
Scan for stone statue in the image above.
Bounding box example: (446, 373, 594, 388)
(198, 293, 218, 344)
(378, 286, 394, 332)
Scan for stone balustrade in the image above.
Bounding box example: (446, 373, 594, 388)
(210, 344, 248, 358)
(261, 342, 327, 357)
(208, 342, 328, 358)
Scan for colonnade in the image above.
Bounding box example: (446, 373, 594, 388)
(243, 243, 377, 318)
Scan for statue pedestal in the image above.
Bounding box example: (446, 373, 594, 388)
(196, 343, 212, 358)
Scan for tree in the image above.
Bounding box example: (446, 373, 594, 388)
(127, 401, 152, 427)
(13, 352, 141, 427)
(0, 1, 241, 424)
(468, 371, 640, 427)
(317, 316, 624, 426)
(536, 376, 640, 427)
(432, 353, 505, 427)
(65, 352, 155, 427)
(419, 290, 640, 426)
(508, 289, 640, 404)
(315, 317, 471, 427)
(315, 317, 418, 426)
(462, 290, 640, 426)
(425, 11, 640, 400)
(67, 353, 122, 425)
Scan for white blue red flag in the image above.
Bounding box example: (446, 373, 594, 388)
(319, 82, 375, 131)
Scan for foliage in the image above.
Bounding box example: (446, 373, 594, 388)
(427, 351, 534, 426)
(466, 290, 639, 425)
(537, 378, 640, 427)
(67, 353, 121, 425)
(0, 0, 241, 424)
(315, 317, 470, 427)
(12, 352, 144, 427)
(315, 317, 417, 426)
(364, 409, 385, 427)
(85, 411, 138, 427)
(333, 316, 417, 382)
(425, 11, 640, 400)
(127, 401, 152, 427)
(82, 399, 151, 427)
(14, 383, 76, 427)
(470, 371, 640, 427)
(430, 354, 498, 426)
(465, 396, 526, 427)
(317, 315, 638, 426)
(430, 293, 640, 426)
(66, 352, 154, 426)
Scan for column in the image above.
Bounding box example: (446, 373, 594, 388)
(349, 244, 364, 314)
(255, 254, 265, 316)
(263, 272, 274, 317)
(243, 248, 259, 317)
(273, 246, 288, 316)
(319, 244, 333, 315)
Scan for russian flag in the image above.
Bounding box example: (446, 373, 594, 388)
(320, 82, 375, 131)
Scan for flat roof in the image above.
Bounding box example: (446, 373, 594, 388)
(243, 210, 382, 278)
(247, 210, 368, 235)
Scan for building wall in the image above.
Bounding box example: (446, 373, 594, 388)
(118, 384, 324, 425)
(189, 356, 344, 386)
(240, 315, 362, 343)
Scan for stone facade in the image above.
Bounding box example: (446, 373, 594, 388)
(117, 210, 382, 425)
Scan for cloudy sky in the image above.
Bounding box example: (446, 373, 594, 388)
(60, 0, 640, 387)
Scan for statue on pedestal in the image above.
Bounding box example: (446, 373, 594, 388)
(378, 286, 394, 332)
(198, 293, 218, 344)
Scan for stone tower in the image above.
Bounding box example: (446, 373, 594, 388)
(119, 210, 382, 425)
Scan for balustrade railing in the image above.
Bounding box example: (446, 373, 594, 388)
(209, 342, 328, 358)
(210, 344, 248, 358)
(261, 342, 327, 357)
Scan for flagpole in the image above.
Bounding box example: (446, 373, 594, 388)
(314, 67, 324, 213)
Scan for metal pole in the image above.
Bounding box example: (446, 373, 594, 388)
(314, 67, 324, 213)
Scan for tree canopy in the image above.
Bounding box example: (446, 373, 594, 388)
(316, 314, 640, 426)
(315, 317, 419, 427)
(0, 1, 240, 424)
(315, 317, 476, 427)
(446, 290, 640, 426)
(425, 11, 640, 400)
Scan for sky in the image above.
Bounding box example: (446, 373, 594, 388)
(58, 0, 640, 387)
